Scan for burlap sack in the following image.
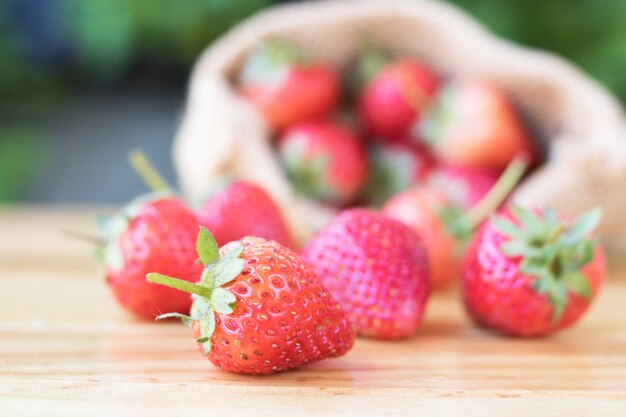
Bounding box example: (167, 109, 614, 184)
(172, 0, 626, 246)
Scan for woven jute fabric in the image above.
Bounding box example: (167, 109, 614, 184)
(172, 0, 626, 246)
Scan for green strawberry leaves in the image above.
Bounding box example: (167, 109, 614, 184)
(563, 208, 602, 244)
(280, 137, 337, 203)
(352, 46, 391, 92)
(494, 205, 602, 321)
(146, 226, 244, 355)
(196, 227, 220, 265)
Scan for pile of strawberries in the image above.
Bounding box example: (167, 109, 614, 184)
(96, 40, 606, 376)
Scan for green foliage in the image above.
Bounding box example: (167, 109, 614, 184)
(0, 8, 59, 100)
(0, 128, 47, 202)
(1, 0, 625, 104)
(447, 0, 626, 104)
(65, 0, 275, 81)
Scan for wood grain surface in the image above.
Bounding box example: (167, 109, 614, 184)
(1, 206, 625, 417)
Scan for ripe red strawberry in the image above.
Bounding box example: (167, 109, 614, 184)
(364, 141, 434, 206)
(419, 81, 536, 170)
(147, 228, 355, 374)
(301, 209, 430, 339)
(238, 40, 340, 131)
(197, 180, 293, 248)
(278, 121, 368, 206)
(101, 192, 203, 319)
(357, 57, 439, 138)
(462, 206, 605, 336)
(382, 186, 459, 289)
(428, 164, 499, 210)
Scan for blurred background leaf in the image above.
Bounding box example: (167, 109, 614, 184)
(447, 0, 626, 105)
(0, 128, 46, 202)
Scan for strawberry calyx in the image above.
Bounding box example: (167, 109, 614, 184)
(353, 46, 391, 91)
(493, 205, 602, 321)
(239, 40, 306, 88)
(146, 227, 244, 355)
(417, 83, 456, 147)
(280, 138, 338, 203)
(363, 144, 421, 207)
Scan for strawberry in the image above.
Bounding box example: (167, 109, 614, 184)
(419, 81, 536, 170)
(147, 228, 355, 374)
(382, 156, 529, 289)
(462, 206, 605, 336)
(238, 40, 340, 131)
(197, 180, 293, 248)
(101, 191, 204, 319)
(363, 141, 434, 207)
(357, 56, 439, 138)
(428, 164, 499, 210)
(382, 186, 460, 289)
(301, 209, 430, 339)
(278, 121, 368, 206)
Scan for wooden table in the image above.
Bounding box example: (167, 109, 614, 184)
(1, 206, 625, 416)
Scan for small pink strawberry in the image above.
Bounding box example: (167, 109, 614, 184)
(301, 209, 430, 339)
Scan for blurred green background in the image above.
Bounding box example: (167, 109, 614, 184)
(1, 0, 625, 203)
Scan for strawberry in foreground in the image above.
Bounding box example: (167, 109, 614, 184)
(147, 227, 355, 375)
(301, 209, 430, 339)
(419, 81, 536, 170)
(100, 191, 204, 319)
(238, 40, 340, 131)
(357, 55, 439, 139)
(197, 180, 293, 248)
(278, 121, 368, 206)
(462, 206, 605, 336)
(363, 142, 434, 207)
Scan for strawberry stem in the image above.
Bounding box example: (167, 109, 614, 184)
(128, 149, 172, 192)
(461, 154, 529, 231)
(147, 273, 213, 299)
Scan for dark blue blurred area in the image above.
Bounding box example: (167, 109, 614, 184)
(0, 0, 625, 203)
(9, 0, 72, 66)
